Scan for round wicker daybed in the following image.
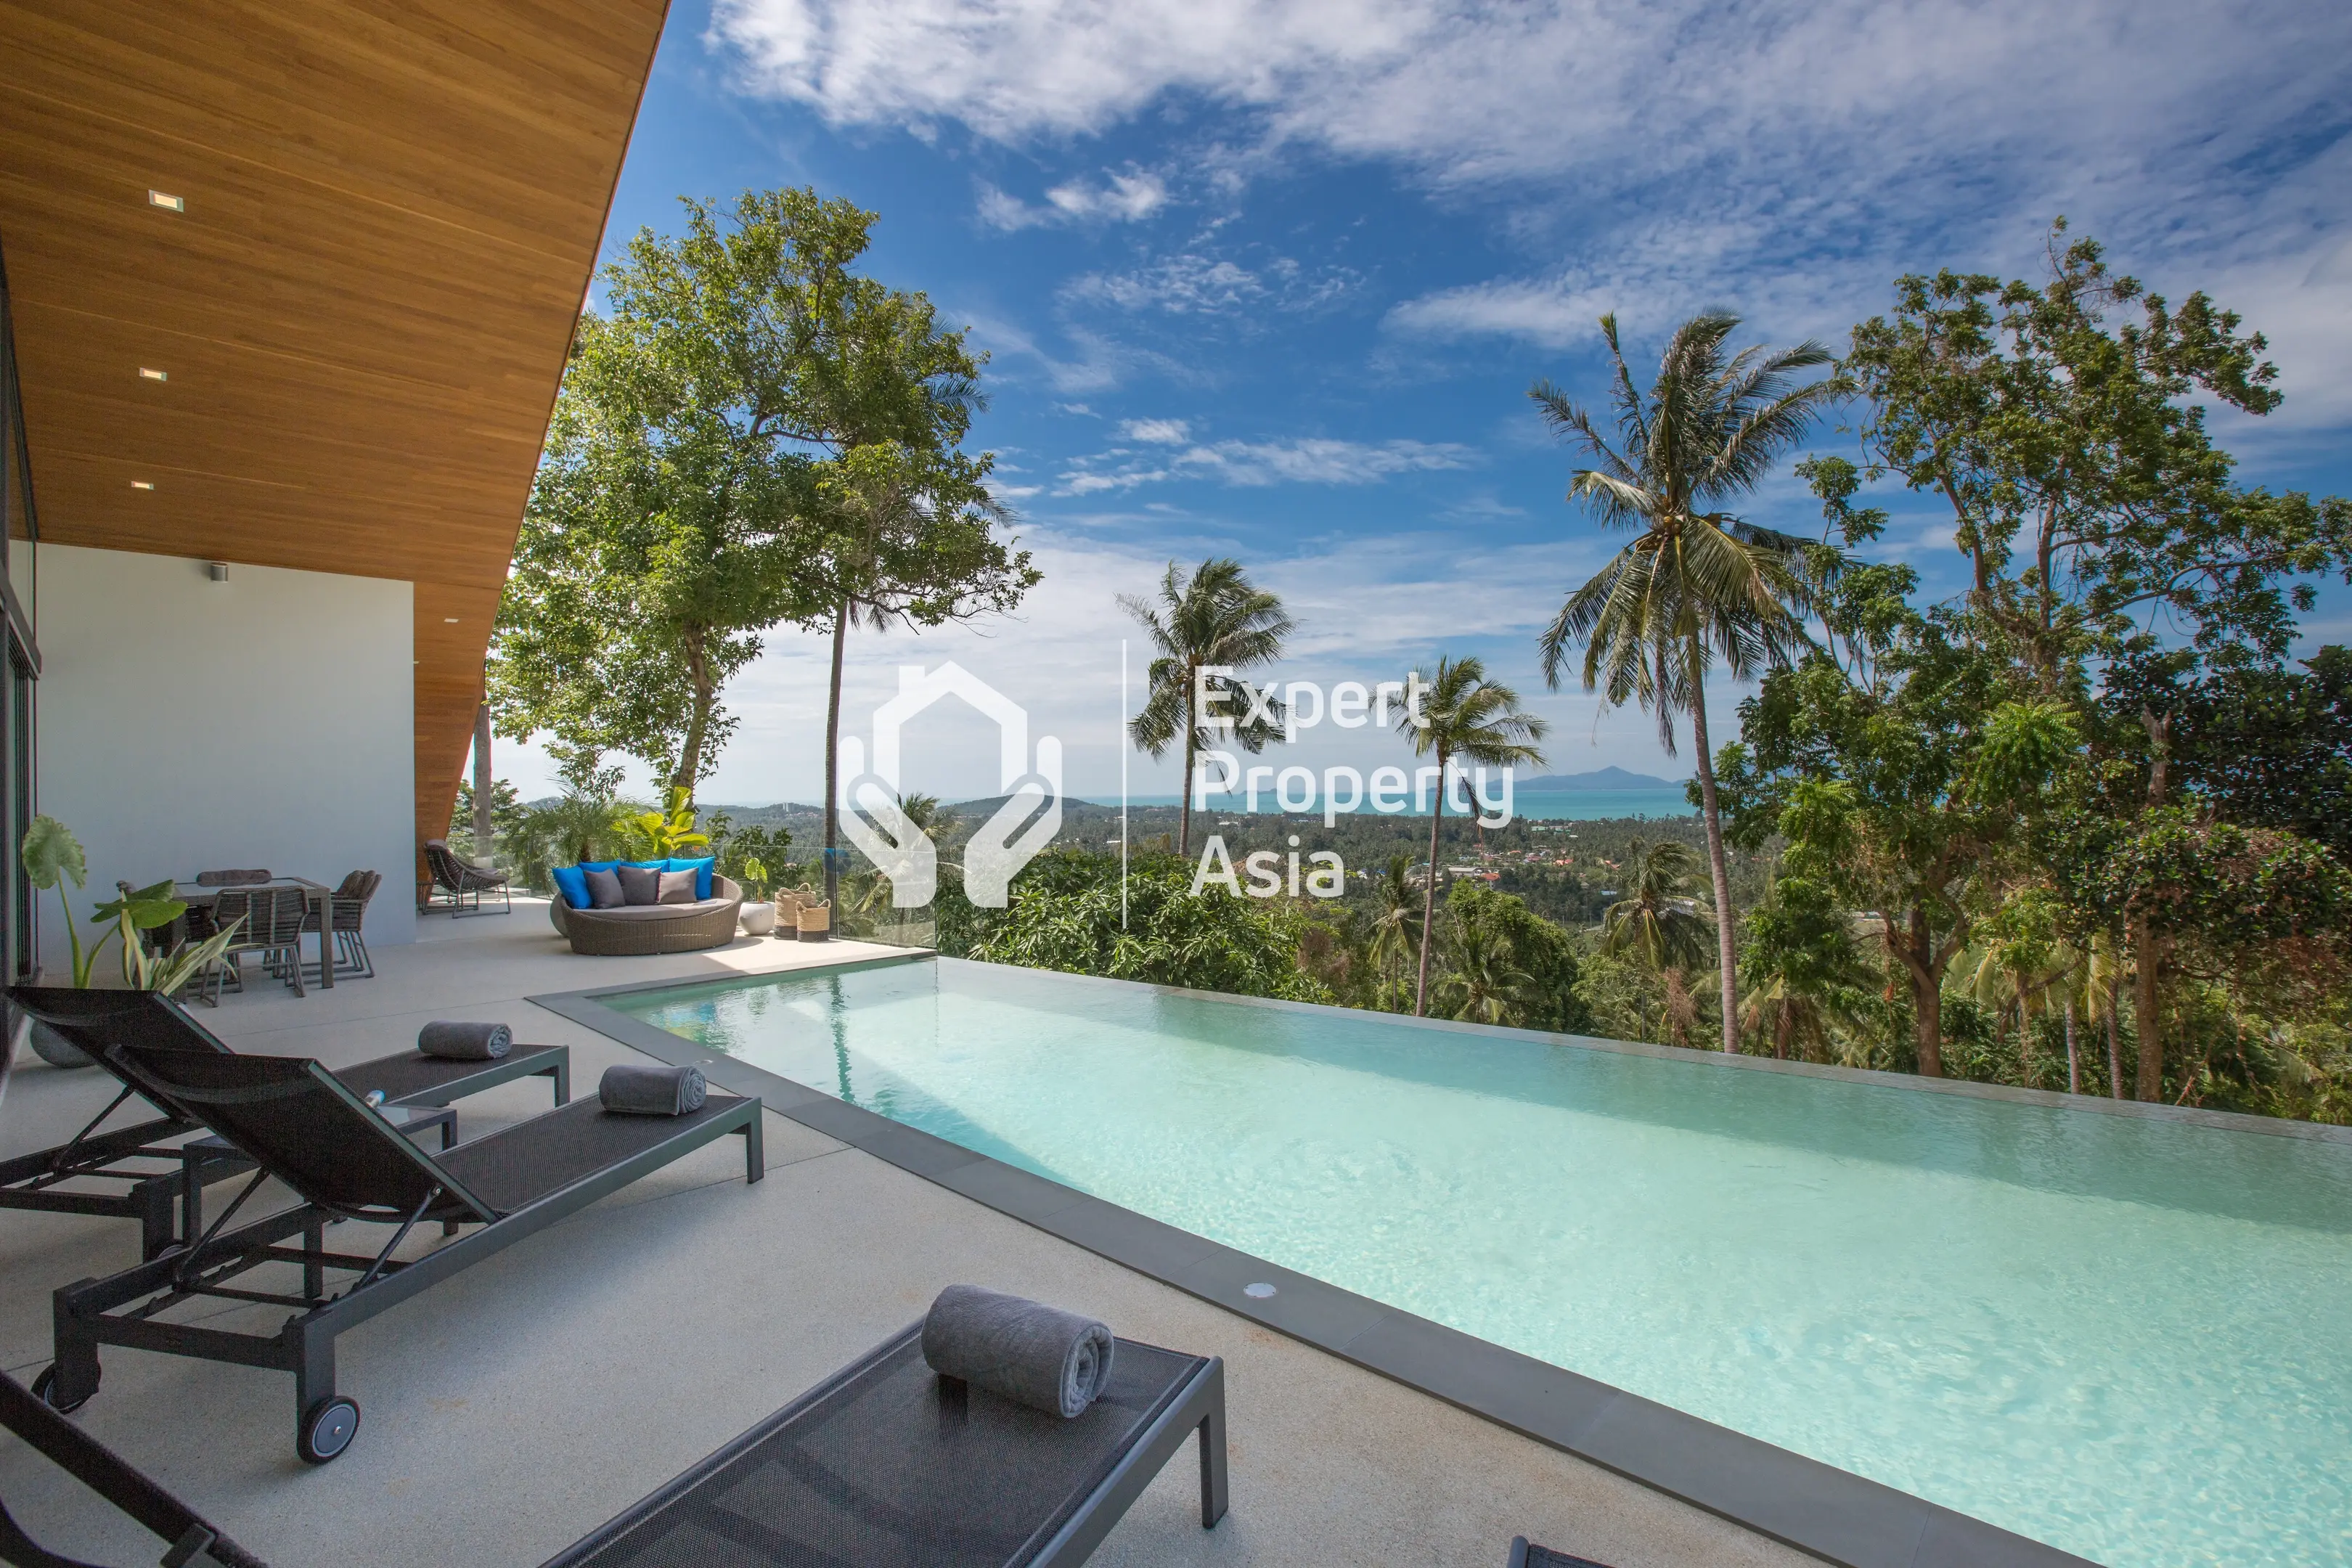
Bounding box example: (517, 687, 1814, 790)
(549, 875, 746, 956)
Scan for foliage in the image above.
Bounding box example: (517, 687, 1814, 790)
(506, 793, 644, 891)
(1596, 838, 1713, 1047)
(1124, 557, 1293, 857)
(1532, 311, 1839, 1051)
(963, 849, 1328, 1002)
(711, 822, 793, 900)
(447, 779, 526, 865)
(1439, 881, 1592, 1032)
(615, 786, 713, 860)
(22, 816, 121, 988)
(1396, 654, 1546, 1016)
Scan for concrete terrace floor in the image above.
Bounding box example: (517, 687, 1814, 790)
(0, 899, 1810, 1568)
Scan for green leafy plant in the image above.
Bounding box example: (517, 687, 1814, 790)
(739, 856, 773, 902)
(616, 786, 711, 860)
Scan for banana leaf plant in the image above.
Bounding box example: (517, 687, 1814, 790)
(617, 787, 711, 860)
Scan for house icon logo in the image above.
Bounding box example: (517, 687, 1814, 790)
(838, 663, 1062, 908)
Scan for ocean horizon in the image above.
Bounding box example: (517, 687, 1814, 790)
(1099, 788, 1693, 821)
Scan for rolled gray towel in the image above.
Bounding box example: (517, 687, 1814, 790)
(416, 1021, 511, 1060)
(600, 1063, 706, 1116)
(920, 1284, 1115, 1418)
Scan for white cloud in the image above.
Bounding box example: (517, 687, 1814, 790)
(979, 168, 1169, 229)
(1058, 436, 1473, 494)
(1065, 250, 1364, 315)
(1118, 417, 1191, 444)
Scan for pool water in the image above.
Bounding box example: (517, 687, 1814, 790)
(614, 957, 2352, 1568)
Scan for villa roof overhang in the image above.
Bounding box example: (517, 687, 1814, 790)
(0, 0, 669, 860)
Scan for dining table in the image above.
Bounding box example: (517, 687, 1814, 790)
(173, 876, 336, 991)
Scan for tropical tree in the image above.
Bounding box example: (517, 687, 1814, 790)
(1598, 838, 1715, 1048)
(1532, 311, 1839, 1052)
(1124, 558, 1293, 857)
(1365, 854, 1423, 1011)
(1397, 655, 1547, 1016)
(1436, 897, 1531, 1025)
(1737, 872, 1872, 1061)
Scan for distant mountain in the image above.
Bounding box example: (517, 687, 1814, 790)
(1514, 767, 1683, 791)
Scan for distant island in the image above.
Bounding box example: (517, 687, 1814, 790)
(1513, 767, 1683, 791)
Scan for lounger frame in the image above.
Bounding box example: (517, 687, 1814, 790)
(545, 1322, 1227, 1568)
(43, 1095, 761, 1458)
(0, 1045, 568, 1259)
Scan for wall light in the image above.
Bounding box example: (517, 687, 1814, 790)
(139, 367, 168, 381)
(208, 561, 229, 582)
(147, 190, 184, 212)
(130, 480, 155, 491)
(444, 616, 460, 623)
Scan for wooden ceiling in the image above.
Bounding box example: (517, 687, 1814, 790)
(0, 0, 669, 870)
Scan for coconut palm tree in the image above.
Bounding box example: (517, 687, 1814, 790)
(1396, 655, 1547, 1016)
(1366, 854, 1422, 1011)
(1532, 312, 1838, 1053)
(1736, 875, 1872, 1061)
(1123, 558, 1292, 856)
(1600, 838, 1715, 1047)
(1437, 900, 1532, 1025)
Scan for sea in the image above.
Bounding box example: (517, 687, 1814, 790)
(1110, 788, 1692, 822)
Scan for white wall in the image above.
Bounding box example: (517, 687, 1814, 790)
(14, 542, 416, 973)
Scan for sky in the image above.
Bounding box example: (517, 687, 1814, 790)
(493, 0, 2352, 808)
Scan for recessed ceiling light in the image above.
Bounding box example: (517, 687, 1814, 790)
(139, 367, 168, 381)
(147, 190, 184, 212)
(130, 480, 155, 491)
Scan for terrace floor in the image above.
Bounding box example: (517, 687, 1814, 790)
(0, 899, 1810, 1568)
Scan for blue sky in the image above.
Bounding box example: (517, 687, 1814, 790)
(500, 0, 2352, 807)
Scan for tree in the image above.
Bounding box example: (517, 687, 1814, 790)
(1532, 312, 1839, 1052)
(1440, 881, 1592, 1032)
(963, 849, 1328, 1002)
(1366, 853, 1424, 1011)
(1124, 558, 1292, 857)
(492, 303, 803, 793)
(590, 189, 1035, 910)
(1598, 838, 1715, 1048)
(1397, 656, 1547, 1017)
(1738, 872, 1872, 1061)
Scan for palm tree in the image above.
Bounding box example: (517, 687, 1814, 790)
(1600, 838, 1715, 1048)
(1123, 559, 1292, 856)
(1737, 876, 1871, 1061)
(1396, 655, 1547, 1016)
(1532, 312, 1837, 1053)
(1366, 854, 1423, 1011)
(1437, 900, 1532, 1025)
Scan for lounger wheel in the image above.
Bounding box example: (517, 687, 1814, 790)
(298, 1396, 361, 1464)
(30, 1363, 96, 1414)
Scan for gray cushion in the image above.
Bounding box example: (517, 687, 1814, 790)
(657, 868, 699, 905)
(576, 897, 734, 923)
(616, 863, 663, 905)
(584, 867, 626, 909)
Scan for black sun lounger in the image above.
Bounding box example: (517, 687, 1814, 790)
(3, 987, 569, 1260)
(1, 1368, 266, 1568)
(29, 1040, 760, 1466)
(1507, 1537, 1614, 1567)
(544, 1321, 1225, 1568)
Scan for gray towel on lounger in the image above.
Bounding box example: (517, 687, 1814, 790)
(920, 1284, 1115, 1418)
(600, 1063, 706, 1116)
(417, 1021, 511, 1060)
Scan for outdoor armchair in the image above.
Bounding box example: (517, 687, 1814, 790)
(27, 1034, 760, 1465)
(423, 838, 511, 917)
(1, 987, 568, 1261)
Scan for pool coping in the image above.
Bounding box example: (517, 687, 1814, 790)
(532, 955, 2110, 1568)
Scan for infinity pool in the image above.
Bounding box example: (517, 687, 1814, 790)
(614, 957, 2352, 1568)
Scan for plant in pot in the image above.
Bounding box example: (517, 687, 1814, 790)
(16, 817, 245, 1066)
(736, 855, 779, 936)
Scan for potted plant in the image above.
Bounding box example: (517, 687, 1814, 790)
(737, 855, 779, 936)
(15, 817, 245, 1066)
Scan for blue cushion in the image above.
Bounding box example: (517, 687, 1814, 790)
(667, 856, 716, 899)
(550, 865, 589, 910)
(553, 859, 630, 910)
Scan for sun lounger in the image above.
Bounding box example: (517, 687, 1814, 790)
(28, 1040, 760, 1465)
(0, 1368, 266, 1567)
(1507, 1537, 1614, 1567)
(544, 1320, 1225, 1568)
(3, 988, 568, 1260)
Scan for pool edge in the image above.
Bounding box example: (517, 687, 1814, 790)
(531, 963, 2102, 1568)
